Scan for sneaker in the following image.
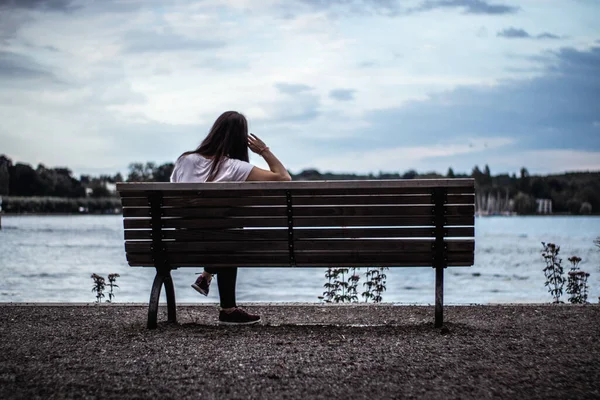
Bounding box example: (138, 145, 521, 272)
(219, 308, 261, 325)
(191, 274, 211, 296)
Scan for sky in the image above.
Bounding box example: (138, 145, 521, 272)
(1, 0, 599, 177)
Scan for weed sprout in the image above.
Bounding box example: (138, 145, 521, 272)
(541, 242, 565, 303)
(566, 256, 589, 304)
(91, 273, 106, 303)
(107, 273, 120, 303)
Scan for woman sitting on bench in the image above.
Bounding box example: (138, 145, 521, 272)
(170, 111, 292, 325)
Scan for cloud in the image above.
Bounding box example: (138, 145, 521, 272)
(329, 88, 356, 101)
(536, 32, 561, 40)
(295, 0, 519, 17)
(123, 31, 225, 54)
(0, 0, 76, 11)
(266, 93, 321, 122)
(497, 27, 529, 38)
(0, 50, 55, 80)
(294, 0, 400, 16)
(414, 0, 519, 15)
(358, 61, 377, 68)
(476, 26, 488, 38)
(498, 27, 562, 40)
(274, 83, 314, 95)
(546, 46, 600, 76)
(263, 83, 320, 122)
(0, 6, 30, 42)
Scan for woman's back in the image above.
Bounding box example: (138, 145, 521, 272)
(170, 153, 253, 183)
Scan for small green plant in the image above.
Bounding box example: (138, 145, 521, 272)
(541, 242, 565, 303)
(346, 267, 360, 303)
(362, 267, 374, 302)
(566, 256, 590, 304)
(321, 268, 351, 303)
(362, 266, 389, 303)
(106, 273, 120, 303)
(91, 273, 106, 303)
(372, 267, 389, 303)
(320, 268, 337, 303)
(91, 273, 120, 303)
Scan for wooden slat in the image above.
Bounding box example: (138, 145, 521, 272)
(126, 251, 474, 267)
(117, 179, 474, 193)
(121, 193, 475, 208)
(119, 185, 472, 198)
(122, 204, 474, 219)
(123, 215, 474, 229)
(125, 239, 472, 254)
(126, 240, 289, 253)
(296, 240, 473, 253)
(121, 196, 287, 207)
(123, 226, 475, 241)
(293, 194, 433, 206)
(126, 253, 287, 266)
(120, 198, 149, 207)
(128, 260, 473, 267)
(124, 217, 283, 229)
(124, 228, 288, 241)
(294, 227, 475, 239)
(294, 251, 474, 266)
(123, 206, 288, 218)
(121, 207, 148, 218)
(443, 215, 475, 226)
(447, 194, 474, 204)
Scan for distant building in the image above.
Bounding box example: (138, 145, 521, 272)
(536, 199, 553, 214)
(105, 182, 117, 194)
(86, 182, 117, 197)
(475, 190, 513, 216)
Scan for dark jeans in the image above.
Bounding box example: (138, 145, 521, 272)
(203, 267, 237, 309)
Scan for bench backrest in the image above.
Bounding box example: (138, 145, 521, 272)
(117, 179, 475, 268)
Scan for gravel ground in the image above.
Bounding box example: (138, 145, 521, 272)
(0, 303, 598, 399)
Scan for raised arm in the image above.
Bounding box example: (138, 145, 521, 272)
(246, 133, 292, 181)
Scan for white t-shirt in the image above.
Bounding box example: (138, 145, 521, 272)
(170, 153, 254, 183)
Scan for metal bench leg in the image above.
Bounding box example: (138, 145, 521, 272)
(163, 271, 177, 323)
(435, 266, 444, 328)
(148, 272, 164, 329)
(147, 269, 177, 329)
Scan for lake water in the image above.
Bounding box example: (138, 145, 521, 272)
(0, 215, 598, 304)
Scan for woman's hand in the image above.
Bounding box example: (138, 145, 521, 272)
(246, 133, 291, 181)
(248, 133, 269, 155)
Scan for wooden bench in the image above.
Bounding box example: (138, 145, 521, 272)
(117, 179, 475, 329)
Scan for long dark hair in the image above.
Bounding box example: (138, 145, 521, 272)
(180, 111, 249, 181)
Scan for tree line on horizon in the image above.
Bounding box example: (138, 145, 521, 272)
(0, 154, 598, 215)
